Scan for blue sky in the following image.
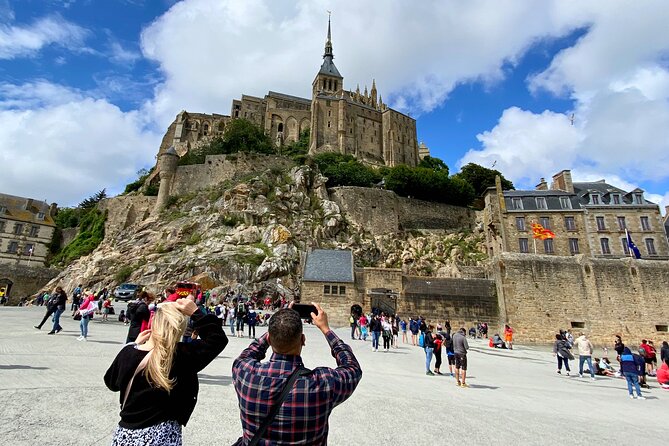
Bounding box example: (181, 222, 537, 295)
(1, 0, 668, 211)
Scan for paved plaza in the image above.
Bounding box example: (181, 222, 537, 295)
(0, 306, 666, 445)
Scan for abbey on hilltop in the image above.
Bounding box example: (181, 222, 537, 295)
(157, 17, 420, 168)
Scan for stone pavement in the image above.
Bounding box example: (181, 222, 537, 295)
(0, 306, 666, 446)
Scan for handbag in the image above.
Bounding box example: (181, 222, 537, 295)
(232, 366, 311, 446)
(73, 311, 82, 321)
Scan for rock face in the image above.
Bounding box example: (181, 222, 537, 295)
(45, 164, 487, 296)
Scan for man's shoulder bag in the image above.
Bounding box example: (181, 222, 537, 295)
(233, 366, 312, 446)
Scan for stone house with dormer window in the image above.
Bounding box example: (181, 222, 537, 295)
(483, 170, 669, 259)
(0, 193, 56, 266)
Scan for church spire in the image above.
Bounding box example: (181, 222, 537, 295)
(324, 11, 333, 60)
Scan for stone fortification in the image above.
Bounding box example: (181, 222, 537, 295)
(494, 253, 669, 345)
(169, 153, 295, 196)
(0, 264, 59, 304)
(330, 186, 476, 233)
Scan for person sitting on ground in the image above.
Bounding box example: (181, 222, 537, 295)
(492, 333, 506, 349)
(105, 299, 227, 444)
(468, 327, 477, 338)
(232, 303, 362, 445)
(657, 358, 669, 389)
(118, 310, 126, 323)
(598, 357, 617, 377)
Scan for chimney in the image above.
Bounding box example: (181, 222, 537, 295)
(551, 170, 574, 193)
(535, 178, 548, 191)
(49, 203, 58, 218)
(665, 205, 669, 216)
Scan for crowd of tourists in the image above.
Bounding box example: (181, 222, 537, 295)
(552, 329, 669, 399)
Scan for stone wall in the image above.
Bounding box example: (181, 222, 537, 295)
(494, 253, 669, 345)
(170, 153, 295, 196)
(301, 281, 359, 327)
(400, 277, 499, 329)
(330, 186, 476, 233)
(0, 264, 60, 304)
(98, 196, 156, 237)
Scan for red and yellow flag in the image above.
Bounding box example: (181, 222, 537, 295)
(531, 223, 555, 240)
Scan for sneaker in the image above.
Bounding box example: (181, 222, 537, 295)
(556, 370, 561, 375)
(579, 373, 583, 378)
(456, 381, 462, 387)
(81, 337, 87, 342)
(34, 325, 41, 330)
(591, 377, 596, 381)
(426, 371, 434, 376)
(629, 394, 636, 399)
(47, 331, 55, 335)
(566, 372, 570, 376)
(76, 336, 83, 341)
(637, 396, 646, 400)
(56, 328, 62, 333)
(460, 382, 469, 388)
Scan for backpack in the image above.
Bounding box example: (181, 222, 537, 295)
(419, 332, 425, 347)
(237, 302, 245, 315)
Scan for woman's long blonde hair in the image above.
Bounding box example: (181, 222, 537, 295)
(144, 303, 187, 393)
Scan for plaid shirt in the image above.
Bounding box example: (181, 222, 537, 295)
(232, 330, 362, 445)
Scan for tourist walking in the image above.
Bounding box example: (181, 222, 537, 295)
(574, 333, 596, 380)
(231, 303, 361, 445)
(71, 284, 82, 312)
(620, 347, 646, 399)
(553, 333, 573, 375)
(349, 313, 358, 340)
(126, 292, 154, 344)
(359, 313, 368, 341)
(34, 286, 67, 334)
(433, 332, 443, 375)
(105, 298, 228, 445)
(235, 300, 246, 338)
(228, 304, 236, 336)
(381, 317, 392, 352)
(400, 318, 408, 344)
(452, 328, 469, 387)
(369, 315, 382, 352)
(504, 324, 514, 350)
(442, 329, 455, 377)
(661, 341, 669, 363)
(409, 317, 419, 346)
(77, 294, 96, 341)
(424, 325, 435, 376)
(247, 305, 257, 339)
(639, 340, 657, 375)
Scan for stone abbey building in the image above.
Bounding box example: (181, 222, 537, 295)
(157, 18, 419, 169)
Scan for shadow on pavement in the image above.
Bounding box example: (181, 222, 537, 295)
(466, 384, 499, 390)
(198, 374, 232, 386)
(0, 364, 49, 370)
(87, 340, 124, 345)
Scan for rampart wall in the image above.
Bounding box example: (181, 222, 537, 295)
(330, 187, 476, 233)
(169, 153, 294, 196)
(494, 253, 669, 345)
(0, 264, 60, 304)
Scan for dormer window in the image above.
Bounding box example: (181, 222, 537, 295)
(591, 194, 600, 205)
(559, 196, 571, 209)
(535, 197, 547, 209)
(634, 193, 643, 205)
(511, 198, 523, 210)
(612, 194, 621, 205)
(37, 212, 45, 220)
(0, 205, 6, 214)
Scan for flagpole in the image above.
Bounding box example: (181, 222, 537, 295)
(625, 229, 633, 259)
(533, 238, 537, 254)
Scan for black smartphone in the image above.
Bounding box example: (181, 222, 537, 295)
(293, 304, 317, 320)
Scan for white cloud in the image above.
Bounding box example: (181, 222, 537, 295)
(0, 14, 88, 59)
(138, 0, 591, 126)
(108, 40, 140, 64)
(461, 0, 669, 206)
(0, 81, 161, 206)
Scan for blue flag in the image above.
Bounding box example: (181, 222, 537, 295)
(626, 230, 641, 259)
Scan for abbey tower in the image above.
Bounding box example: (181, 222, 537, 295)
(157, 18, 419, 168)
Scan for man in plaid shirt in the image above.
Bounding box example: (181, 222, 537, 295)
(232, 302, 362, 445)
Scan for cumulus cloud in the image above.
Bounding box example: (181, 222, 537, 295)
(0, 81, 161, 206)
(461, 0, 669, 207)
(138, 0, 591, 125)
(0, 14, 88, 59)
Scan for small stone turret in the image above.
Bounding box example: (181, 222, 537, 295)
(152, 146, 179, 216)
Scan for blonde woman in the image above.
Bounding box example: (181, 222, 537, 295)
(104, 298, 228, 445)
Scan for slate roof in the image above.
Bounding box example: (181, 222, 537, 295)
(318, 57, 342, 78)
(302, 249, 354, 283)
(0, 193, 55, 226)
(503, 190, 580, 212)
(573, 181, 656, 206)
(267, 91, 311, 105)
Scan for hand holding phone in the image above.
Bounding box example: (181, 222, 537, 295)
(293, 303, 317, 320)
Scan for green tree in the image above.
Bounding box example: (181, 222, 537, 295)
(322, 160, 382, 187)
(418, 156, 449, 174)
(222, 118, 273, 155)
(78, 189, 107, 209)
(282, 129, 310, 158)
(454, 163, 514, 196)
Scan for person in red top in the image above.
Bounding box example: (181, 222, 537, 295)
(640, 340, 657, 375)
(657, 359, 669, 389)
(433, 333, 444, 375)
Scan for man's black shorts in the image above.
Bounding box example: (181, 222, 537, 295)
(455, 353, 467, 370)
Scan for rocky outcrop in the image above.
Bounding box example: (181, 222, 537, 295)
(44, 164, 487, 295)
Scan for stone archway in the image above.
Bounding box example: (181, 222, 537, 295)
(0, 278, 13, 301)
